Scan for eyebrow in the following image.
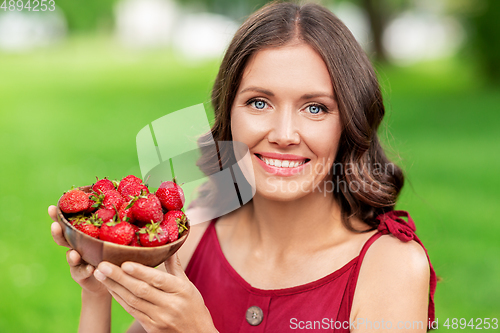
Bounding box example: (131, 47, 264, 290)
(239, 86, 335, 100)
(239, 86, 274, 96)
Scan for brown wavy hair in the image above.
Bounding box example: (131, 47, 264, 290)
(197, 0, 404, 231)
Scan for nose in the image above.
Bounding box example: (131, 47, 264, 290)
(267, 107, 300, 147)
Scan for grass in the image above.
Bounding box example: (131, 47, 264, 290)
(0, 35, 498, 332)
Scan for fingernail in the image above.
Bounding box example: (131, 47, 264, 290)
(122, 262, 134, 274)
(86, 265, 94, 274)
(94, 269, 106, 281)
(99, 263, 112, 276)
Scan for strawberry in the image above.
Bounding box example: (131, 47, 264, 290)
(92, 177, 115, 195)
(161, 210, 188, 242)
(94, 208, 115, 223)
(99, 220, 135, 245)
(118, 202, 135, 224)
(86, 191, 99, 213)
(119, 182, 149, 201)
(131, 193, 163, 226)
(102, 190, 124, 211)
(156, 180, 185, 211)
(129, 224, 141, 247)
(138, 221, 169, 247)
(161, 212, 179, 243)
(69, 215, 100, 239)
(60, 189, 90, 213)
(117, 175, 143, 194)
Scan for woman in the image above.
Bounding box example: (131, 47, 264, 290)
(49, 2, 436, 332)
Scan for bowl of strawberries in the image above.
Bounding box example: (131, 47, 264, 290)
(56, 175, 190, 267)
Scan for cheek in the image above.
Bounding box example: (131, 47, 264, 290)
(230, 110, 268, 146)
(300, 117, 342, 158)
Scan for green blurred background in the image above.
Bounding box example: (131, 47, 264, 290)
(0, 0, 498, 332)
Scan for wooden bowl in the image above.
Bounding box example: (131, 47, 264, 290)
(56, 185, 190, 267)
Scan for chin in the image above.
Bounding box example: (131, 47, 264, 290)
(254, 178, 311, 202)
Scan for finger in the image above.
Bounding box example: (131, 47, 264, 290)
(94, 262, 158, 311)
(66, 250, 94, 280)
(122, 261, 182, 293)
(51, 222, 71, 248)
(66, 249, 82, 266)
(70, 263, 95, 281)
(66, 250, 90, 268)
(164, 253, 188, 279)
(108, 289, 153, 325)
(48, 205, 58, 222)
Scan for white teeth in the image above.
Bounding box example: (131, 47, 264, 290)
(258, 155, 307, 168)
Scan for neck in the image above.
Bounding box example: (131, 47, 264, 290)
(240, 187, 347, 254)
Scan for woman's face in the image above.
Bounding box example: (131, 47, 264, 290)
(230, 43, 342, 201)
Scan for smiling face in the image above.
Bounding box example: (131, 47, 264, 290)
(230, 42, 342, 201)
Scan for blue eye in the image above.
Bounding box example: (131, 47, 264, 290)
(252, 100, 266, 110)
(307, 104, 323, 114)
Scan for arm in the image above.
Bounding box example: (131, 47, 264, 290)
(79, 290, 112, 333)
(350, 235, 430, 332)
(49, 206, 112, 333)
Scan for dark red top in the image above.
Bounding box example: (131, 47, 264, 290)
(185, 210, 436, 332)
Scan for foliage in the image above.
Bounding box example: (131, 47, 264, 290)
(467, 0, 500, 84)
(55, 0, 118, 31)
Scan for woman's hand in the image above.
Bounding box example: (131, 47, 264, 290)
(93, 254, 218, 333)
(48, 205, 109, 296)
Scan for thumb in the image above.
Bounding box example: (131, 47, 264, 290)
(164, 252, 187, 279)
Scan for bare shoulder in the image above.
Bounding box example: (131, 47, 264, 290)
(350, 234, 430, 330)
(366, 234, 430, 273)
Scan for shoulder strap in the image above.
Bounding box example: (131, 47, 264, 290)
(184, 217, 218, 274)
(348, 211, 436, 326)
(347, 230, 383, 312)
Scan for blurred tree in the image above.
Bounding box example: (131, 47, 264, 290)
(346, 0, 410, 63)
(361, 0, 388, 62)
(56, 0, 118, 31)
(468, 0, 500, 84)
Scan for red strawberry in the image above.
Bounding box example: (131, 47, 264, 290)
(119, 182, 149, 201)
(131, 193, 163, 226)
(92, 177, 115, 194)
(117, 175, 143, 194)
(94, 208, 115, 223)
(161, 213, 179, 243)
(99, 221, 135, 245)
(118, 202, 135, 224)
(129, 225, 141, 247)
(70, 215, 100, 239)
(160, 210, 185, 226)
(161, 210, 188, 242)
(156, 180, 185, 211)
(138, 221, 169, 247)
(86, 192, 99, 213)
(102, 190, 124, 211)
(60, 189, 90, 213)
